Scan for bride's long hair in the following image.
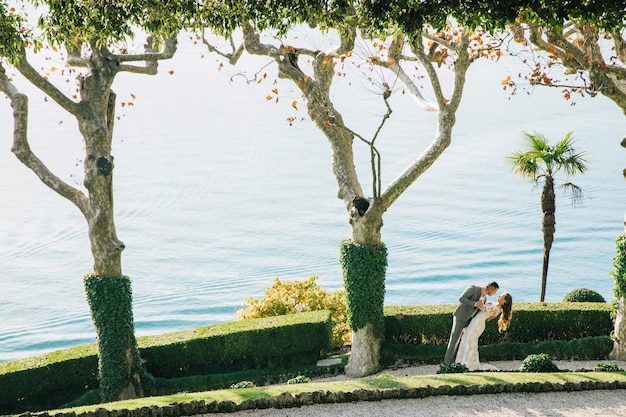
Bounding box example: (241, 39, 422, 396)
(498, 292, 513, 332)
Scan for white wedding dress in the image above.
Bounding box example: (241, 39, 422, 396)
(455, 304, 500, 371)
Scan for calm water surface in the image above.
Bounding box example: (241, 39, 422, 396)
(1, 34, 625, 362)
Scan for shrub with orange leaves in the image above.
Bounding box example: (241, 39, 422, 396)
(237, 276, 350, 348)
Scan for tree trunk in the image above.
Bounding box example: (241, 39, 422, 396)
(241, 25, 471, 377)
(84, 275, 148, 401)
(610, 214, 626, 360)
(345, 324, 382, 377)
(341, 211, 387, 377)
(610, 296, 626, 360)
(2, 35, 178, 403)
(76, 51, 146, 402)
(540, 177, 556, 302)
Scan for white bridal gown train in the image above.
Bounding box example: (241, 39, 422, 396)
(455, 306, 500, 371)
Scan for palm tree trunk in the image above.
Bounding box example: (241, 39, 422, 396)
(540, 177, 556, 302)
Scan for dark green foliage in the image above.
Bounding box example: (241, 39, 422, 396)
(0, 311, 333, 414)
(437, 362, 469, 374)
(38, 0, 197, 46)
(611, 235, 626, 299)
(84, 274, 148, 402)
(0, 2, 29, 63)
(148, 359, 343, 397)
(480, 337, 614, 361)
(491, 303, 612, 344)
(139, 312, 333, 379)
(595, 362, 624, 372)
(384, 302, 612, 346)
(0, 348, 99, 414)
(381, 302, 613, 366)
(340, 240, 387, 338)
(520, 353, 559, 372)
(193, 0, 355, 36)
(380, 336, 613, 366)
(360, 0, 626, 35)
(384, 305, 456, 345)
(563, 288, 606, 303)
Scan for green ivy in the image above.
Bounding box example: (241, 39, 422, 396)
(84, 274, 147, 402)
(610, 235, 626, 299)
(339, 239, 387, 338)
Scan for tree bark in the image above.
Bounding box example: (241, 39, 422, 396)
(610, 296, 626, 360)
(345, 324, 381, 376)
(240, 24, 473, 377)
(540, 177, 556, 302)
(0, 37, 177, 401)
(610, 207, 626, 360)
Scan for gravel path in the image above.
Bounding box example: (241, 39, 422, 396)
(210, 390, 626, 417)
(206, 360, 626, 417)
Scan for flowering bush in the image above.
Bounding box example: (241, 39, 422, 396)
(237, 276, 349, 348)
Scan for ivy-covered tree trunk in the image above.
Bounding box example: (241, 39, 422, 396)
(238, 20, 473, 378)
(610, 235, 626, 360)
(84, 275, 148, 401)
(0, 35, 175, 401)
(340, 208, 387, 377)
(74, 47, 148, 402)
(540, 177, 556, 302)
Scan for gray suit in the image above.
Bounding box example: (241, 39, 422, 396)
(444, 285, 482, 364)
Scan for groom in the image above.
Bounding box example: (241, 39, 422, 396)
(443, 280, 499, 364)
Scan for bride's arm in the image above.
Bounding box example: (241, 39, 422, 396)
(485, 304, 500, 320)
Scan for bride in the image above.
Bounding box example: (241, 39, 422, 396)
(455, 292, 513, 371)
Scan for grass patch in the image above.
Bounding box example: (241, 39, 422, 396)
(42, 370, 626, 416)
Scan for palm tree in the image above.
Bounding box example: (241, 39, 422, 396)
(508, 131, 588, 302)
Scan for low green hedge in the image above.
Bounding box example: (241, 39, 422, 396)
(0, 303, 615, 414)
(381, 336, 614, 365)
(0, 311, 333, 415)
(382, 302, 613, 365)
(384, 302, 612, 345)
(138, 311, 333, 378)
(0, 345, 100, 414)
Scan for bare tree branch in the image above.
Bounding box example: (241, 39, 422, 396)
(386, 33, 438, 111)
(0, 63, 89, 214)
(67, 35, 178, 75)
(201, 31, 245, 65)
(12, 49, 81, 115)
(410, 33, 448, 111)
(379, 30, 472, 211)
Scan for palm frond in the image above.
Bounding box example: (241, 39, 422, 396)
(559, 182, 587, 206)
(509, 130, 588, 187)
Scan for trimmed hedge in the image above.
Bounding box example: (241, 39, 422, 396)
(382, 302, 613, 365)
(0, 311, 333, 415)
(139, 311, 333, 378)
(384, 302, 612, 345)
(563, 288, 606, 303)
(381, 336, 614, 365)
(0, 302, 615, 414)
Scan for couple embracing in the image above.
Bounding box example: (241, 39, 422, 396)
(444, 281, 513, 371)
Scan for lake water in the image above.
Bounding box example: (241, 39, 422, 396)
(1, 32, 626, 362)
